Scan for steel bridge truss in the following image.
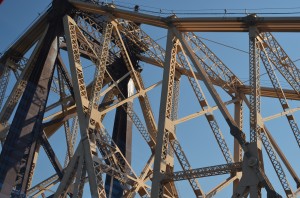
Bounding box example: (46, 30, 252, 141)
(0, 0, 300, 197)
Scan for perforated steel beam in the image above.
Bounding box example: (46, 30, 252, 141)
(165, 162, 242, 181)
(151, 30, 178, 198)
(69, 0, 300, 32)
(2, 1, 300, 197)
(172, 26, 282, 197)
(63, 15, 105, 197)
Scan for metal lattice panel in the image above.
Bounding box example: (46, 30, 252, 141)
(1, 1, 300, 198)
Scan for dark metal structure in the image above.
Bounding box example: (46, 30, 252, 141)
(0, 0, 300, 197)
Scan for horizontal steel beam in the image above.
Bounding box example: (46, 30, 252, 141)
(139, 55, 300, 100)
(70, 0, 300, 32)
(164, 162, 242, 181)
(234, 85, 300, 101)
(3, 1, 300, 73)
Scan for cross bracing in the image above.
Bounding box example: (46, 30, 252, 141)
(0, 0, 300, 197)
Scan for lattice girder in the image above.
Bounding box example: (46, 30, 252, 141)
(1, 1, 300, 198)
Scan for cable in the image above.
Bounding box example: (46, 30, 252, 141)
(82, 63, 95, 69)
(152, 34, 249, 54)
(149, 34, 285, 87)
(142, 32, 300, 87)
(196, 37, 300, 84)
(192, 36, 300, 63)
(154, 35, 167, 42)
(198, 36, 248, 54)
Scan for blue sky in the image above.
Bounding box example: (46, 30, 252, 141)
(1, 0, 300, 197)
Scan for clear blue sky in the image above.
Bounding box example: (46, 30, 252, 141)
(1, 0, 300, 197)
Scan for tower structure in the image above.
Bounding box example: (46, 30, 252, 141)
(0, 0, 300, 197)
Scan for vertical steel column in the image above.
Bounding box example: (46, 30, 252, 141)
(0, 25, 58, 197)
(249, 26, 261, 144)
(151, 30, 178, 198)
(127, 79, 134, 162)
(105, 77, 133, 198)
(233, 98, 243, 191)
(248, 25, 262, 198)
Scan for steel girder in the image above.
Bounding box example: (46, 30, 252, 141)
(1, 1, 300, 198)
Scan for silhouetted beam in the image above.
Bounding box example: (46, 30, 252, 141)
(57, 54, 74, 98)
(40, 133, 63, 179)
(0, 25, 58, 197)
(69, 0, 300, 32)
